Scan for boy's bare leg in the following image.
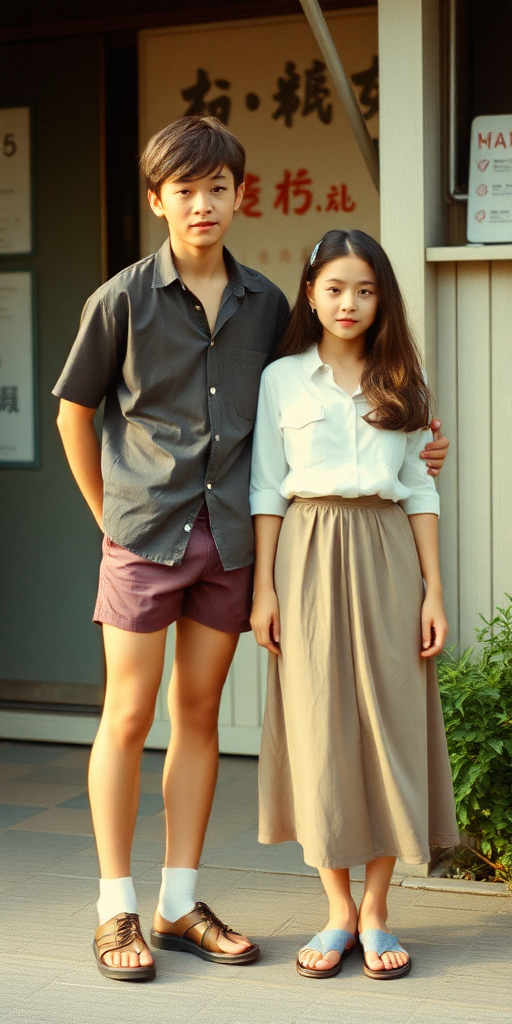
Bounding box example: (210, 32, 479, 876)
(88, 623, 168, 968)
(358, 856, 409, 971)
(156, 616, 251, 954)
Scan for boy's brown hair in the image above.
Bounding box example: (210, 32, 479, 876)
(140, 115, 246, 195)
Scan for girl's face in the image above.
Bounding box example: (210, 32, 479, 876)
(307, 254, 379, 346)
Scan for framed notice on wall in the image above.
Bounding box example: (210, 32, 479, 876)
(467, 114, 512, 243)
(0, 106, 33, 256)
(0, 270, 38, 467)
(139, 10, 379, 299)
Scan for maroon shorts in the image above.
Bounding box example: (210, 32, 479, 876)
(93, 506, 253, 634)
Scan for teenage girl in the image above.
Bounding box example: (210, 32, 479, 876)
(250, 229, 459, 980)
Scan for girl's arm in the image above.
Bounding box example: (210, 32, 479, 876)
(408, 513, 448, 657)
(251, 515, 283, 655)
(56, 398, 104, 529)
(250, 368, 289, 654)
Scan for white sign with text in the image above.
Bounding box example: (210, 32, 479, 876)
(0, 107, 32, 255)
(467, 114, 512, 243)
(0, 272, 36, 465)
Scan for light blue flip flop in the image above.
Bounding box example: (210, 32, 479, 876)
(359, 929, 411, 979)
(296, 929, 356, 978)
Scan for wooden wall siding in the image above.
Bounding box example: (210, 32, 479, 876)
(437, 259, 512, 654)
(146, 626, 267, 755)
(491, 262, 512, 616)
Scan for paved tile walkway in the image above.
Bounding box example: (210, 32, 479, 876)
(0, 739, 511, 1024)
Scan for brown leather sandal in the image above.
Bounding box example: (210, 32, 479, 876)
(150, 901, 260, 964)
(93, 913, 156, 981)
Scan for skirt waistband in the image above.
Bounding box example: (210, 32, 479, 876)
(291, 495, 396, 509)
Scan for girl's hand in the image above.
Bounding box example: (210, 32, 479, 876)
(251, 587, 281, 655)
(420, 590, 448, 657)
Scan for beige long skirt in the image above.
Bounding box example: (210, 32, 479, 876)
(258, 495, 459, 869)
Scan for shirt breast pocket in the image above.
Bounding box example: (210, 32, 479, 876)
(280, 401, 325, 468)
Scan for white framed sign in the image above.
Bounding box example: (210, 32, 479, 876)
(0, 270, 38, 467)
(467, 114, 512, 243)
(0, 106, 33, 256)
(139, 10, 379, 299)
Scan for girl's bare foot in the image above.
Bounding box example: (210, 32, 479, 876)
(298, 899, 358, 973)
(358, 899, 409, 973)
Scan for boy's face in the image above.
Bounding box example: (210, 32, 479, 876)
(148, 166, 244, 250)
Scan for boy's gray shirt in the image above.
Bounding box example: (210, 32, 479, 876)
(53, 240, 289, 569)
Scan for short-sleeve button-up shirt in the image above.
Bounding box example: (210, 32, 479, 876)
(53, 241, 289, 569)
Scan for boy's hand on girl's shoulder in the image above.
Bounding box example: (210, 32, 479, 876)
(251, 588, 281, 655)
(421, 419, 449, 476)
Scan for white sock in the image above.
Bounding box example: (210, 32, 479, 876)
(97, 876, 138, 926)
(158, 867, 198, 923)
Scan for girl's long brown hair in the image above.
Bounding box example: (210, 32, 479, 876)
(276, 229, 433, 432)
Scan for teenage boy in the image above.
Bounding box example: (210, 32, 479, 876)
(54, 115, 449, 981)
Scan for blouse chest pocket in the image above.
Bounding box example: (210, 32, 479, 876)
(280, 401, 325, 468)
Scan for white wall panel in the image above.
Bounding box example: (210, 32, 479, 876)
(436, 262, 459, 648)
(432, 255, 512, 656)
(491, 262, 512, 615)
(456, 264, 492, 650)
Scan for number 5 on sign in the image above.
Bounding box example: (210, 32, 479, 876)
(0, 107, 32, 255)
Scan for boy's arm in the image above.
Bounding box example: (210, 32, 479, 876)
(56, 399, 103, 530)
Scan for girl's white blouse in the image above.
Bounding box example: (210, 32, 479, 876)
(250, 346, 440, 518)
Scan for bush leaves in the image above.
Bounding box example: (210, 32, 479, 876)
(438, 596, 512, 887)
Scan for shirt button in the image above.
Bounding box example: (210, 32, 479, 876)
(207, 482, 212, 490)
(214, 434, 220, 441)
(184, 524, 192, 533)
(195, 304, 201, 310)
(210, 386, 216, 394)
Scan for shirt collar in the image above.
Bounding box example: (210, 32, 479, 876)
(301, 344, 363, 396)
(301, 344, 325, 377)
(152, 239, 264, 295)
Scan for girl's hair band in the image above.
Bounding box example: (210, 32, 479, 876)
(309, 239, 322, 266)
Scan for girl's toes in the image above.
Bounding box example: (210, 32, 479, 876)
(298, 946, 341, 972)
(317, 951, 340, 971)
(315, 956, 330, 970)
(381, 950, 408, 970)
(366, 951, 384, 972)
(299, 948, 319, 969)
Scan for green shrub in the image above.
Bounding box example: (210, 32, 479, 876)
(438, 597, 512, 888)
